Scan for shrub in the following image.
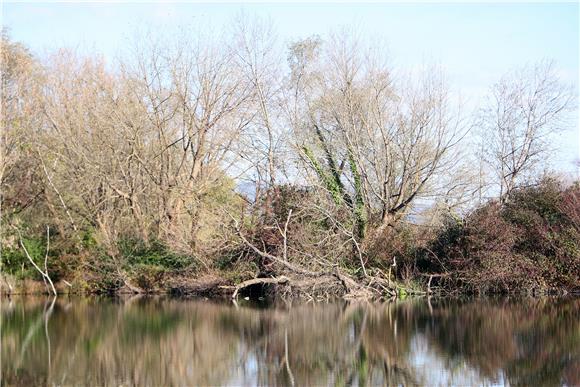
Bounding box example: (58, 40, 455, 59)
(0, 236, 46, 280)
(365, 225, 423, 280)
(425, 178, 580, 293)
(131, 264, 166, 292)
(118, 238, 193, 270)
(76, 251, 125, 294)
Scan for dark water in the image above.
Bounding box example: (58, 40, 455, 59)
(1, 297, 578, 386)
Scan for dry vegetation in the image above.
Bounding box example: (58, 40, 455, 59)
(0, 21, 577, 299)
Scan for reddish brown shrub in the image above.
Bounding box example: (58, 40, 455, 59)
(425, 178, 580, 293)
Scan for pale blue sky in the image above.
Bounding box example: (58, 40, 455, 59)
(2, 1, 579, 174)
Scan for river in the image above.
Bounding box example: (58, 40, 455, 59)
(1, 296, 578, 386)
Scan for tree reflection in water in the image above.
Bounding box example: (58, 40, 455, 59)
(1, 297, 578, 386)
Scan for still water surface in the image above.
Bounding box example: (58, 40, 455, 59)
(1, 297, 578, 386)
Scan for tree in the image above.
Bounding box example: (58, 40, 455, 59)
(480, 61, 574, 201)
(30, 28, 254, 262)
(231, 14, 284, 193)
(288, 32, 468, 242)
(0, 30, 43, 219)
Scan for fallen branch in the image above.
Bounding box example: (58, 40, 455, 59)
(227, 211, 322, 277)
(17, 226, 57, 296)
(227, 210, 396, 300)
(116, 268, 144, 294)
(422, 273, 450, 294)
(232, 276, 290, 299)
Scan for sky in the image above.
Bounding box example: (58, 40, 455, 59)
(2, 1, 579, 175)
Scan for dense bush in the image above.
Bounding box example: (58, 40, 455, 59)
(118, 238, 193, 270)
(425, 179, 580, 293)
(130, 264, 166, 292)
(1, 235, 47, 280)
(0, 230, 79, 282)
(365, 225, 424, 280)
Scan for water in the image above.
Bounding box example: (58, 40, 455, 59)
(1, 297, 578, 386)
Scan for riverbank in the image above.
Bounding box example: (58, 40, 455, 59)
(2, 271, 575, 300)
(0, 272, 422, 300)
(2, 179, 579, 300)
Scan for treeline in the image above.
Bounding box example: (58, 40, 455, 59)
(0, 21, 577, 297)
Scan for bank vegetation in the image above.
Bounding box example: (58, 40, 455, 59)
(1, 21, 578, 299)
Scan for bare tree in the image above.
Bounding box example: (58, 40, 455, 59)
(231, 14, 283, 191)
(480, 61, 575, 201)
(127, 29, 254, 250)
(287, 32, 469, 243)
(30, 28, 254, 266)
(0, 31, 44, 219)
